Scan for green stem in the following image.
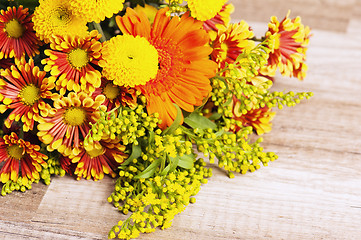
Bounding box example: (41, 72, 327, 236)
(93, 22, 107, 42)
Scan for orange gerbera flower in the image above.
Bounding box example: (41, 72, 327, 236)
(42, 30, 102, 95)
(203, 2, 234, 32)
(69, 138, 127, 181)
(0, 132, 48, 185)
(265, 11, 311, 80)
(0, 6, 40, 59)
(0, 58, 55, 132)
(231, 95, 275, 135)
(114, 8, 217, 129)
(92, 77, 137, 111)
(37, 92, 106, 156)
(211, 21, 255, 70)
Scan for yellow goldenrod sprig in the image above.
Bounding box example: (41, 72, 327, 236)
(107, 158, 211, 239)
(181, 113, 278, 175)
(39, 152, 66, 185)
(1, 177, 33, 196)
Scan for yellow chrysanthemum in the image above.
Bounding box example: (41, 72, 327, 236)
(69, 0, 125, 23)
(99, 34, 159, 88)
(203, 2, 234, 33)
(32, 0, 88, 43)
(188, 0, 226, 21)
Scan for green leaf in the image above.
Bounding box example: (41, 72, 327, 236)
(184, 112, 217, 130)
(120, 143, 142, 168)
(134, 157, 162, 179)
(160, 154, 180, 175)
(177, 154, 195, 169)
(208, 112, 222, 121)
(162, 104, 182, 135)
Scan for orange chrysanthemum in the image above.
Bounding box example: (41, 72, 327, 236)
(211, 21, 255, 70)
(115, 8, 217, 129)
(69, 138, 127, 181)
(0, 6, 40, 59)
(42, 30, 102, 95)
(0, 58, 55, 132)
(265, 11, 311, 80)
(0, 132, 48, 185)
(203, 3, 234, 32)
(37, 92, 106, 156)
(231, 96, 275, 135)
(92, 77, 137, 111)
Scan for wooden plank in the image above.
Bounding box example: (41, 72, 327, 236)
(229, 0, 356, 32)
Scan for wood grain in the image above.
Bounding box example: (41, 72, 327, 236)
(1, 13, 361, 240)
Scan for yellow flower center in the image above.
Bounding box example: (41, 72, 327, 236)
(103, 83, 120, 100)
(101, 35, 159, 87)
(5, 19, 25, 39)
(86, 146, 105, 158)
(50, 7, 72, 26)
(63, 107, 87, 126)
(19, 84, 41, 106)
(67, 48, 89, 69)
(7, 145, 24, 160)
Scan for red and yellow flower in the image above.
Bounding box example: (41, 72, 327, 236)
(37, 92, 106, 156)
(203, 2, 234, 33)
(0, 5, 40, 59)
(103, 7, 217, 129)
(92, 77, 137, 111)
(231, 95, 275, 135)
(265, 11, 311, 80)
(211, 21, 255, 70)
(0, 132, 48, 185)
(0, 58, 13, 69)
(42, 30, 102, 95)
(0, 58, 55, 132)
(69, 138, 127, 181)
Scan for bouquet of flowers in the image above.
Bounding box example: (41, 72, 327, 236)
(0, 0, 312, 239)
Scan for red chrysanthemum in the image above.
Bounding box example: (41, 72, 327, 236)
(37, 92, 106, 156)
(0, 6, 40, 59)
(42, 30, 102, 95)
(265, 11, 311, 80)
(231, 95, 275, 135)
(0, 132, 48, 185)
(0, 58, 13, 69)
(92, 77, 137, 111)
(114, 8, 217, 129)
(0, 58, 55, 132)
(69, 138, 127, 181)
(211, 21, 255, 70)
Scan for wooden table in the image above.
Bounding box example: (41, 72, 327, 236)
(1, 23, 361, 239)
